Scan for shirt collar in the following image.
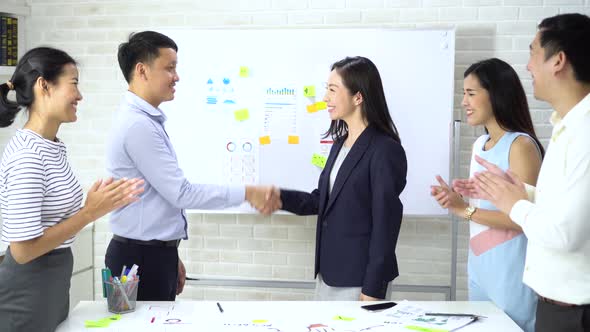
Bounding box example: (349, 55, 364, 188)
(549, 92, 590, 141)
(124, 90, 167, 123)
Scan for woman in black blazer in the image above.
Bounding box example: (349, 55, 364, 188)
(277, 57, 407, 301)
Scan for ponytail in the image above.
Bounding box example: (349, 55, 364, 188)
(0, 81, 22, 127)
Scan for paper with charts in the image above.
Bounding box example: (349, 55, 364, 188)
(97, 301, 477, 332)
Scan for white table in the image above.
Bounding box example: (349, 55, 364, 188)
(56, 300, 522, 331)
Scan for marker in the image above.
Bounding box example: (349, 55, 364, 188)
(101, 268, 111, 298)
(127, 264, 139, 278)
(217, 302, 224, 313)
(150, 317, 155, 323)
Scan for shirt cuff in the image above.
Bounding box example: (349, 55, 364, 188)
(228, 185, 246, 206)
(524, 183, 536, 201)
(509, 199, 534, 226)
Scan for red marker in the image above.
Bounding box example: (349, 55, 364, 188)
(151, 317, 155, 323)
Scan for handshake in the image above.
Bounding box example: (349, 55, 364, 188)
(245, 186, 282, 216)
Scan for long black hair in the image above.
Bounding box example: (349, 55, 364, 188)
(464, 58, 545, 157)
(324, 56, 401, 143)
(0, 47, 77, 128)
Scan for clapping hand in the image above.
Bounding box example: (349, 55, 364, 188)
(430, 175, 467, 216)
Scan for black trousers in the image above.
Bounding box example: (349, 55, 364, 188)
(535, 299, 590, 332)
(105, 239, 179, 301)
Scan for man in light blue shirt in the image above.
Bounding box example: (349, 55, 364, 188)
(105, 31, 275, 301)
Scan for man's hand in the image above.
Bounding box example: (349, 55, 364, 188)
(176, 258, 186, 296)
(246, 186, 282, 215)
(473, 169, 527, 215)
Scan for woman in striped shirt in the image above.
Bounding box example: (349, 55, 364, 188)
(0, 47, 144, 331)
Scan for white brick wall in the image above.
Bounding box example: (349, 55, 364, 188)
(1, 0, 585, 301)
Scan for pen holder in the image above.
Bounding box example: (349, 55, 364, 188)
(104, 279, 139, 314)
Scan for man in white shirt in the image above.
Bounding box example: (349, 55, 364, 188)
(459, 13, 590, 332)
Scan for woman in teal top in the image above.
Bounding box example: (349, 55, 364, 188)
(431, 58, 544, 332)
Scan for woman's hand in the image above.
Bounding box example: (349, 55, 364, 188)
(82, 177, 144, 222)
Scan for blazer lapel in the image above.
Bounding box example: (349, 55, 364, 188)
(318, 139, 343, 217)
(323, 126, 375, 216)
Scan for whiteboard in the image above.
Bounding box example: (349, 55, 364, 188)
(160, 29, 454, 215)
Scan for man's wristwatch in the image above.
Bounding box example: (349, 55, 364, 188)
(464, 206, 477, 222)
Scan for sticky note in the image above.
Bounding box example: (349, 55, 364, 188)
(333, 315, 356, 321)
(252, 320, 268, 323)
(234, 108, 250, 121)
(303, 85, 316, 97)
(259, 136, 271, 145)
(306, 104, 318, 113)
(84, 315, 121, 328)
(315, 101, 327, 110)
(85, 320, 110, 328)
(239, 66, 249, 78)
(311, 153, 327, 169)
(288, 135, 300, 144)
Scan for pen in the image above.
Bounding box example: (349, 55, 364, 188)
(425, 313, 483, 317)
(217, 302, 224, 313)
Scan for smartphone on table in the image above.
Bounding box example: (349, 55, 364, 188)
(361, 302, 397, 311)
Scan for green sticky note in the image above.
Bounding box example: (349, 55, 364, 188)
(333, 315, 356, 321)
(84, 315, 122, 328)
(234, 108, 250, 121)
(84, 319, 110, 328)
(311, 153, 327, 169)
(239, 66, 249, 77)
(303, 85, 316, 97)
(405, 326, 449, 332)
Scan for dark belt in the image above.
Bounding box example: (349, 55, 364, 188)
(539, 296, 579, 307)
(112, 235, 180, 248)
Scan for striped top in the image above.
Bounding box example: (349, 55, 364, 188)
(0, 129, 83, 248)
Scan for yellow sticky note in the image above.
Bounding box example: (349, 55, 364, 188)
(315, 101, 327, 110)
(234, 109, 250, 121)
(306, 104, 318, 113)
(311, 153, 327, 169)
(303, 85, 316, 97)
(252, 320, 268, 324)
(288, 135, 300, 144)
(333, 315, 356, 321)
(259, 136, 271, 145)
(239, 66, 249, 77)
